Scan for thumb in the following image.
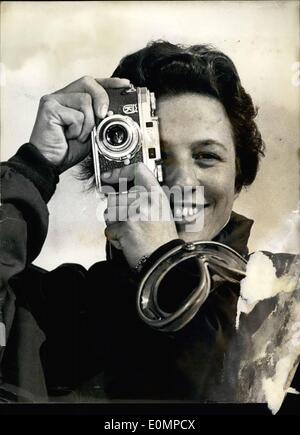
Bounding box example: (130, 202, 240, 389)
(101, 162, 160, 192)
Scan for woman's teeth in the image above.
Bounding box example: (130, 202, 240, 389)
(174, 206, 202, 218)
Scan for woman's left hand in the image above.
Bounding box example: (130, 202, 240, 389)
(101, 162, 178, 269)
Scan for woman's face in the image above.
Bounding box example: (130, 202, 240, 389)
(157, 92, 237, 242)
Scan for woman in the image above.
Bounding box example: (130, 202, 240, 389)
(0, 41, 298, 407)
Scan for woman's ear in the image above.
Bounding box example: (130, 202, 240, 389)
(234, 177, 242, 200)
(234, 185, 242, 200)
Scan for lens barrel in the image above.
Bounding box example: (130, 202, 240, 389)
(95, 115, 141, 162)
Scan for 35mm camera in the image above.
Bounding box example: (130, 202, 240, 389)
(91, 86, 163, 192)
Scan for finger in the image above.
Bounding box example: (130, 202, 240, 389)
(95, 78, 131, 89)
(108, 239, 122, 250)
(104, 206, 129, 223)
(106, 196, 153, 223)
(51, 93, 95, 142)
(53, 102, 84, 139)
(104, 221, 125, 242)
(104, 221, 123, 250)
(101, 162, 161, 192)
(107, 191, 140, 208)
(53, 76, 110, 119)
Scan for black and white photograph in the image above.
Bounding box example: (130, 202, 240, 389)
(0, 0, 299, 417)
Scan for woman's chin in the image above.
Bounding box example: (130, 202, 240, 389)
(176, 219, 227, 242)
(176, 222, 211, 242)
(177, 229, 210, 243)
(175, 207, 209, 242)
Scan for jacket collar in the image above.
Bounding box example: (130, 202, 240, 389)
(213, 211, 253, 257)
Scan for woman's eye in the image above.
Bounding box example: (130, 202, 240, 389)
(192, 153, 220, 165)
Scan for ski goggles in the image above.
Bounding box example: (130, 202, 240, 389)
(137, 241, 247, 332)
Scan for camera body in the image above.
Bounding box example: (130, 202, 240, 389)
(91, 86, 163, 192)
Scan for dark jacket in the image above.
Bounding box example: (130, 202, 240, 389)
(0, 144, 299, 406)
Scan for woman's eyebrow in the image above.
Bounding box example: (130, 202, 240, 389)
(191, 139, 227, 152)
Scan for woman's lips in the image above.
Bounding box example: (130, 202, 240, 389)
(173, 203, 210, 223)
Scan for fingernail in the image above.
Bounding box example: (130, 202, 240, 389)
(100, 104, 108, 119)
(102, 171, 112, 179)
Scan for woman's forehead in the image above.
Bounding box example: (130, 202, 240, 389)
(157, 92, 234, 149)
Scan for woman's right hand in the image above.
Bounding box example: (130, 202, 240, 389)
(29, 76, 131, 173)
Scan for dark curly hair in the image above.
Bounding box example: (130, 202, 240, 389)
(80, 40, 265, 191)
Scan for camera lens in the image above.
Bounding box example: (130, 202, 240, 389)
(105, 125, 128, 147)
(96, 114, 141, 162)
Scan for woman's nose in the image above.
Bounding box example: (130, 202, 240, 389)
(165, 162, 199, 189)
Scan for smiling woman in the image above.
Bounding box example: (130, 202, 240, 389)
(80, 41, 264, 247)
(0, 37, 299, 413)
(157, 93, 237, 242)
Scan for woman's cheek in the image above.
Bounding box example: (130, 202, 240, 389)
(203, 171, 236, 217)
